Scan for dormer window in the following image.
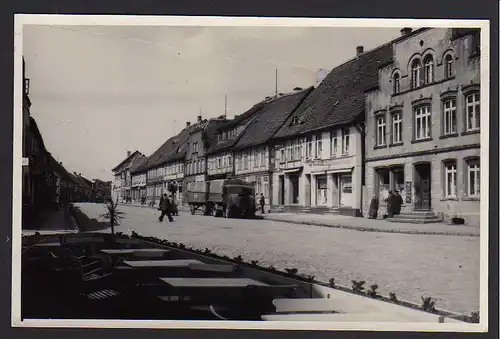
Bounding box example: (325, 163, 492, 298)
(291, 116, 300, 125)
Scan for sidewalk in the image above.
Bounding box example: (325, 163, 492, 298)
(261, 213, 480, 237)
(22, 208, 78, 236)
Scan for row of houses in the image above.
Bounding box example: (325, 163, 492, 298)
(22, 59, 112, 229)
(112, 27, 481, 225)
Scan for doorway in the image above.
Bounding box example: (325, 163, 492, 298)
(414, 163, 431, 210)
(339, 173, 354, 207)
(290, 174, 299, 204)
(279, 175, 285, 205)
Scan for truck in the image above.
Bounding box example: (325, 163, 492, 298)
(186, 178, 256, 218)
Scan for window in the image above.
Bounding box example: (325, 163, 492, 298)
(280, 149, 285, 163)
(392, 112, 403, 144)
(443, 99, 457, 135)
(260, 150, 265, 166)
(306, 136, 313, 158)
(200, 159, 205, 171)
(294, 140, 300, 161)
(393, 73, 400, 94)
(217, 158, 221, 169)
(255, 150, 260, 167)
(228, 155, 232, 168)
(244, 153, 248, 169)
(287, 143, 292, 161)
(414, 105, 431, 140)
(444, 161, 457, 198)
(445, 54, 454, 78)
(423, 55, 434, 84)
(467, 159, 480, 197)
(376, 116, 386, 146)
(342, 128, 350, 154)
(411, 59, 422, 88)
(330, 131, 338, 156)
(290, 140, 296, 161)
(466, 93, 480, 131)
(315, 133, 322, 158)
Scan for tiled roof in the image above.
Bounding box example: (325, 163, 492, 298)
(202, 119, 229, 154)
(273, 43, 393, 139)
(205, 103, 264, 155)
(129, 154, 147, 172)
(111, 150, 143, 172)
(233, 87, 314, 150)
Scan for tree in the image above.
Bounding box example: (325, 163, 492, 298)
(99, 199, 125, 235)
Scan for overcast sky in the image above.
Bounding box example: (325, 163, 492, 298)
(23, 24, 403, 181)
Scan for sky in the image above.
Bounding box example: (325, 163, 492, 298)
(23, 24, 404, 181)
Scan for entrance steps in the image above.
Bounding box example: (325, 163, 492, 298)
(386, 210, 442, 224)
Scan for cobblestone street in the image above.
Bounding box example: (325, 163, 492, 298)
(76, 203, 480, 315)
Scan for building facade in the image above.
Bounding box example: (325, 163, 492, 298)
(111, 151, 146, 202)
(364, 28, 481, 225)
(271, 45, 392, 216)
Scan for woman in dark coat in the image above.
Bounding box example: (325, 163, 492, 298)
(386, 191, 394, 218)
(393, 190, 404, 215)
(368, 195, 379, 219)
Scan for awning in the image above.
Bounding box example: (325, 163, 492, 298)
(326, 167, 354, 174)
(283, 167, 303, 174)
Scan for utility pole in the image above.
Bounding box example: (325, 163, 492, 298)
(224, 94, 227, 117)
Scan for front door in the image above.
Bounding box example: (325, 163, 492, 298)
(279, 175, 285, 205)
(414, 163, 431, 210)
(339, 173, 354, 206)
(290, 175, 299, 204)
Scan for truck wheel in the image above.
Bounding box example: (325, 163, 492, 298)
(190, 206, 195, 215)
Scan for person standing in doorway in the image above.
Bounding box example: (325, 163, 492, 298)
(259, 193, 265, 214)
(159, 193, 173, 222)
(368, 194, 379, 219)
(386, 191, 395, 218)
(393, 190, 404, 215)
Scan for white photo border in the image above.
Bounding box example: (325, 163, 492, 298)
(12, 14, 490, 332)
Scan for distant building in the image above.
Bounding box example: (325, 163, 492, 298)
(111, 151, 146, 202)
(364, 28, 481, 225)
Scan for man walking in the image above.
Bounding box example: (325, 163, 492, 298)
(259, 193, 265, 214)
(159, 193, 173, 222)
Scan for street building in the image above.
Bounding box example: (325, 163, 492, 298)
(111, 151, 147, 203)
(271, 45, 393, 216)
(363, 28, 481, 225)
(205, 109, 262, 182)
(231, 87, 314, 211)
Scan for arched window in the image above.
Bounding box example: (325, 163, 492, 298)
(423, 55, 434, 84)
(393, 72, 400, 94)
(411, 59, 422, 89)
(445, 54, 454, 78)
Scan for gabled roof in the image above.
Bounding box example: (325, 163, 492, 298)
(233, 87, 314, 150)
(111, 150, 144, 172)
(205, 102, 264, 155)
(273, 43, 393, 139)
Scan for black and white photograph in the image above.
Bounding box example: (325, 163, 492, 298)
(13, 15, 489, 331)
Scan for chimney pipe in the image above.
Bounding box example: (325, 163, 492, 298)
(401, 27, 412, 36)
(356, 46, 364, 56)
(186, 121, 191, 127)
(197, 115, 202, 122)
(127, 151, 131, 157)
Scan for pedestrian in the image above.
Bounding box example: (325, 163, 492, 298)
(386, 190, 394, 218)
(159, 193, 174, 222)
(368, 194, 379, 219)
(259, 193, 265, 214)
(393, 190, 404, 215)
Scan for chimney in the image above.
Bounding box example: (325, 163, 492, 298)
(401, 27, 412, 36)
(356, 46, 364, 56)
(197, 115, 202, 122)
(186, 121, 191, 127)
(59, 162, 62, 165)
(127, 151, 131, 157)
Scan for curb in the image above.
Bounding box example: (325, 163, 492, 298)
(262, 217, 480, 237)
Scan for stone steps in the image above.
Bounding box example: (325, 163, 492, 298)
(386, 210, 443, 224)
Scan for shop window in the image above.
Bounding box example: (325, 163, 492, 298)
(443, 160, 457, 198)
